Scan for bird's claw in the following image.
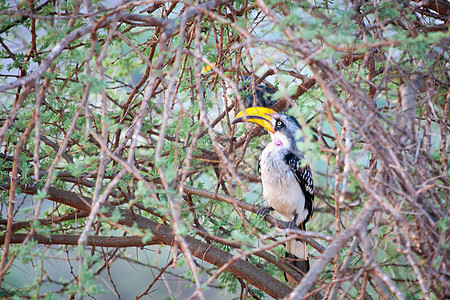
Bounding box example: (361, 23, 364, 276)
(286, 221, 297, 229)
(257, 206, 274, 217)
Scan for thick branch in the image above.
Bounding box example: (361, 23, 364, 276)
(0, 233, 159, 247)
(11, 184, 292, 299)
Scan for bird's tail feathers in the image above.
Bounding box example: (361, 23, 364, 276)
(285, 236, 309, 286)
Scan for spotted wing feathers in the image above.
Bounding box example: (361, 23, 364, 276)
(284, 152, 314, 224)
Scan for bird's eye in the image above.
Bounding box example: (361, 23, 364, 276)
(276, 120, 283, 127)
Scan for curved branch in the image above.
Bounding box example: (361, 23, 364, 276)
(11, 184, 292, 299)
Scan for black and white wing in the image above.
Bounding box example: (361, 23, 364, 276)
(284, 152, 315, 225)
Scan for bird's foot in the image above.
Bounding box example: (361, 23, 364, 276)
(286, 214, 299, 229)
(257, 206, 274, 217)
(285, 220, 297, 229)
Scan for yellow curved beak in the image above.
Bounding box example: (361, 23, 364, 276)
(232, 107, 276, 134)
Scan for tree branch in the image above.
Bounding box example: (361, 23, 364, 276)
(8, 184, 293, 299)
(0, 233, 159, 247)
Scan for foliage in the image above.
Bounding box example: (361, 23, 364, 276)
(0, 0, 449, 299)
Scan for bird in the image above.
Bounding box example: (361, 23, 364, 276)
(232, 106, 314, 286)
(239, 76, 277, 109)
(201, 66, 277, 109)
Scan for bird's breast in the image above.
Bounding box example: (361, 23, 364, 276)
(259, 145, 307, 223)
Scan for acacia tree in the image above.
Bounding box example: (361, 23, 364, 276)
(0, 0, 449, 299)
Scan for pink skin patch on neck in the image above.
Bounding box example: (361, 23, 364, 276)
(274, 139, 283, 146)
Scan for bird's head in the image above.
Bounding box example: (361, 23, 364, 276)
(232, 107, 302, 150)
